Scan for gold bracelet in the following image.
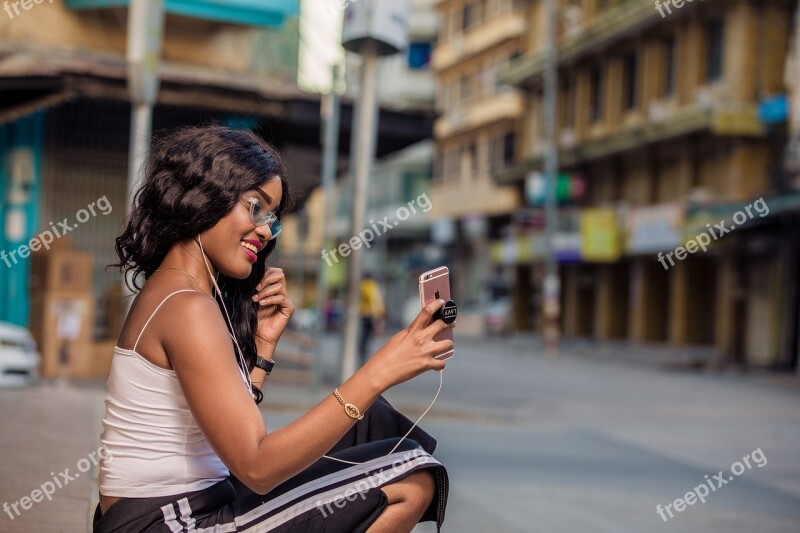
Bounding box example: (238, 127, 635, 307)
(332, 388, 364, 421)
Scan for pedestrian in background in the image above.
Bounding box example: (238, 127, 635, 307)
(359, 271, 385, 365)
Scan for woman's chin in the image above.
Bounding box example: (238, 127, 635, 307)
(216, 261, 253, 281)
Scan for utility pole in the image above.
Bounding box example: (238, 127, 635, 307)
(124, 0, 164, 303)
(126, 0, 164, 216)
(542, 0, 560, 357)
(340, 46, 380, 381)
(314, 65, 342, 385)
(339, 0, 410, 381)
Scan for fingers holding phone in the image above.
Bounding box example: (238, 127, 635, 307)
(418, 266, 455, 360)
(364, 298, 450, 389)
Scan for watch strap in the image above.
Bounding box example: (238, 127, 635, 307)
(254, 355, 275, 375)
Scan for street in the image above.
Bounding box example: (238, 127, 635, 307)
(1, 333, 799, 532)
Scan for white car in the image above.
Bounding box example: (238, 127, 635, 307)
(0, 321, 40, 387)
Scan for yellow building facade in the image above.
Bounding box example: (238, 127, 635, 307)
(498, 0, 797, 366)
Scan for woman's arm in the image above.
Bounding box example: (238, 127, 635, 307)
(160, 292, 451, 495)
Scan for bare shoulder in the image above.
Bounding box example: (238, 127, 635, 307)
(154, 290, 227, 355)
(120, 282, 225, 370)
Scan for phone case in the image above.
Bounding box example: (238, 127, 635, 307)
(419, 266, 455, 360)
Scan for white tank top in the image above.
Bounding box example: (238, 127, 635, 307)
(98, 289, 230, 497)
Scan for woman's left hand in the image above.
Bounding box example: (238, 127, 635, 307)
(252, 267, 295, 347)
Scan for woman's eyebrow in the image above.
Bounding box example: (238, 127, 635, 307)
(252, 188, 273, 207)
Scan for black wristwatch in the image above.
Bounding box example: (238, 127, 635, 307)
(254, 355, 275, 375)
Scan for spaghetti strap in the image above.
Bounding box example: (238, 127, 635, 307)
(133, 289, 199, 352)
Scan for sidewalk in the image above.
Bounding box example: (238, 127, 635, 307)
(1, 331, 798, 532)
(0, 381, 106, 532)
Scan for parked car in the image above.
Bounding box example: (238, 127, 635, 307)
(484, 298, 511, 335)
(0, 321, 40, 387)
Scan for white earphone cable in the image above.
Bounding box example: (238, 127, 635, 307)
(196, 235, 252, 392)
(321, 368, 444, 465)
(195, 234, 444, 464)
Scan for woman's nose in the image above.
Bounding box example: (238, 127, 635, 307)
(253, 224, 272, 242)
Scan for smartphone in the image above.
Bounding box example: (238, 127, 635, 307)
(419, 266, 455, 360)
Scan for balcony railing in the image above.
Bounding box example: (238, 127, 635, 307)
(433, 8, 526, 71)
(435, 88, 524, 138)
(501, 0, 666, 87)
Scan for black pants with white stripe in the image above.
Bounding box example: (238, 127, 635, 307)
(93, 398, 449, 532)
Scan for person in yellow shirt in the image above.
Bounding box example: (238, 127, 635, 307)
(359, 271, 385, 365)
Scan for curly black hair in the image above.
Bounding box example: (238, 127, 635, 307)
(111, 125, 294, 403)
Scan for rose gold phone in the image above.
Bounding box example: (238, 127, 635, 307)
(419, 266, 455, 360)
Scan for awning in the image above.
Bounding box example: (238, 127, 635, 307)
(64, 0, 298, 28)
(0, 44, 312, 124)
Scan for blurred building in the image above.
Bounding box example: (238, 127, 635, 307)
(280, 0, 439, 327)
(0, 0, 432, 337)
(430, 0, 525, 323)
(0, 0, 304, 332)
(497, 0, 799, 368)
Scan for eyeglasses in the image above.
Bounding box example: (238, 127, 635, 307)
(244, 196, 282, 240)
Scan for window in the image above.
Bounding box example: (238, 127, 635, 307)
(503, 132, 515, 166)
(444, 147, 459, 182)
(481, 64, 497, 94)
(622, 50, 638, 110)
(461, 5, 471, 31)
(468, 142, 478, 176)
(408, 42, 432, 70)
(460, 74, 472, 101)
(463, 3, 477, 30)
(706, 18, 725, 82)
(663, 35, 676, 97)
(489, 134, 500, 171)
(561, 77, 575, 128)
(589, 66, 603, 123)
(477, 0, 487, 22)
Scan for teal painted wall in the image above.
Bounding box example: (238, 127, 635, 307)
(0, 112, 44, 326)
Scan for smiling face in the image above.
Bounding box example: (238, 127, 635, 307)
(199, 176, 284, 279)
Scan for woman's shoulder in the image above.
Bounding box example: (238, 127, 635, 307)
(119, 278, 218, 348)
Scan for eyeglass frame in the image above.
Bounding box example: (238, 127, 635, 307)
(243, 196, 282, 240)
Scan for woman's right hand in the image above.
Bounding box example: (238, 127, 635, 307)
(361, 298, 454, 392)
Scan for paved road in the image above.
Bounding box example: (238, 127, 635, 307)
(1, 333, 799, 532)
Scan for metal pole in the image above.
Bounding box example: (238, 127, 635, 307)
(314, 65, 341, 385)
(542, 0, 560, 357)
(123, 0, 164, 307)
(123, 102, 153, 308)
(341, 46, 380, 381)
(127, 103, 153, 215)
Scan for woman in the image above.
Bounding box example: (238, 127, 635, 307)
(94, 126, 452, 532)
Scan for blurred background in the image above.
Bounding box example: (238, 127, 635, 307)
(1, 0, 800, 531)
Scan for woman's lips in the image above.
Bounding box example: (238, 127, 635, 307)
(240, 242, 258, 262)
